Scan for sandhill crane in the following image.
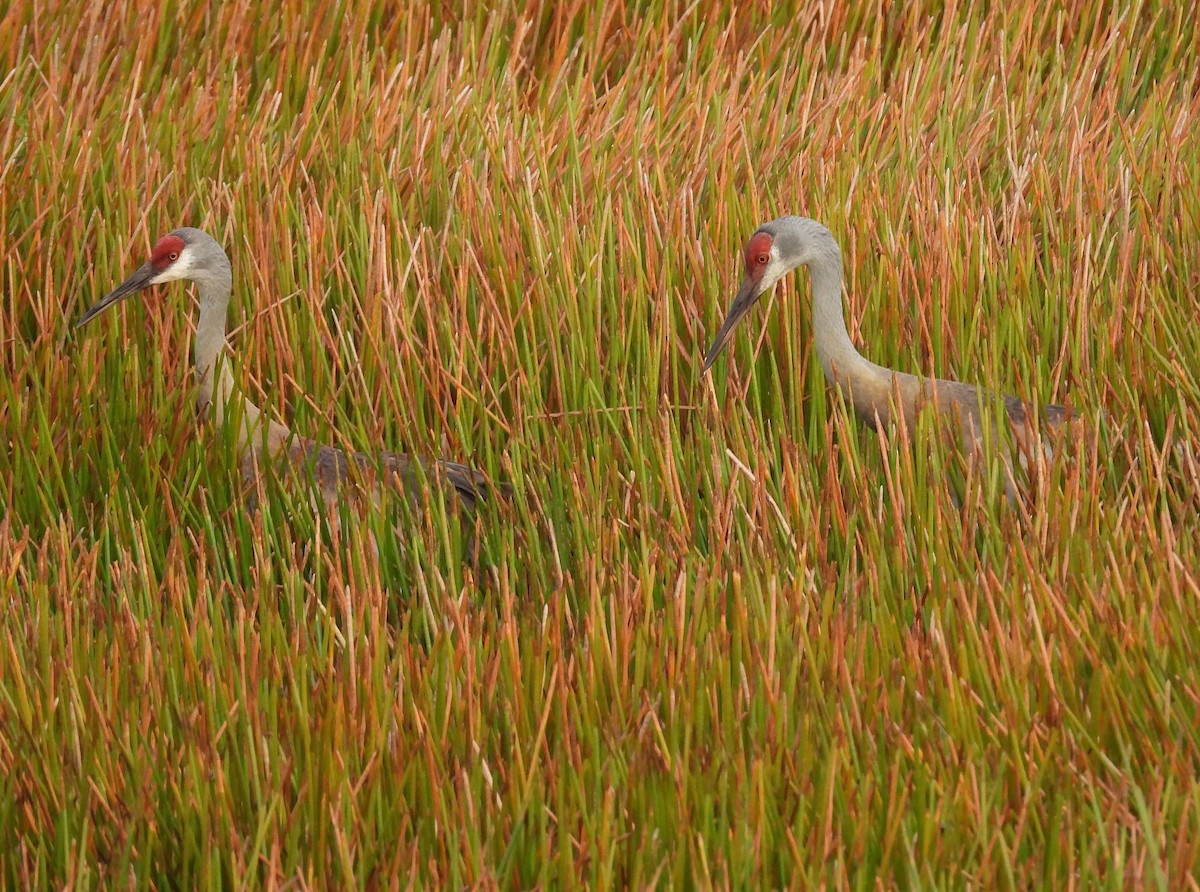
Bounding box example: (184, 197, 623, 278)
(703, 216, 1079, 497)
(78, 227, 506, 526)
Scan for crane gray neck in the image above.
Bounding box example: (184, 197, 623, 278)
(807, 247, 855, 380)
(794, 226, 891, 396)
(194, 271, 233, 409)
(173, 236, 289, 456)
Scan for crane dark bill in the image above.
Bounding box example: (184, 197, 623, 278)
(702, 275, 762, 371)
(77, 261, 157, 328)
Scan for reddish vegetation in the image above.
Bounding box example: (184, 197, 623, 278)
(1, 1, 1197, 888)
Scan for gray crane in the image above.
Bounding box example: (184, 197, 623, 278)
(704, 216, 1078, 496)
(78, 227, 505, 518)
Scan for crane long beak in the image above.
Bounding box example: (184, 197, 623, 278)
(702, 275, 762, 372)
(77, 261, 157, 328)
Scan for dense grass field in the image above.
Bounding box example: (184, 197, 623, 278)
(2, 0, 1199, 887)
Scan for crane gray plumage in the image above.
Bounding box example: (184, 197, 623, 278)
(78, 227, 504, 516)
(704, 216, 1077, 494)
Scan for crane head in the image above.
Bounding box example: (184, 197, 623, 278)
(702, 230, 780, 371)
(77, 231, 197, 327)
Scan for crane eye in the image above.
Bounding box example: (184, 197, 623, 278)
(169, 252, 179, 261)
(756, 253, 769, 265)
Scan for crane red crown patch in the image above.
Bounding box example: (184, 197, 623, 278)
(743, 231, 774, 278)
(150, 235, 185, 270)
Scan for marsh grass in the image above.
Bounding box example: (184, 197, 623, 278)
(2, 0, 1199, 887)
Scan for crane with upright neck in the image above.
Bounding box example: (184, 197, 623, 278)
(78, 227, 506, 515)
(704, 216, 1077, 495)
